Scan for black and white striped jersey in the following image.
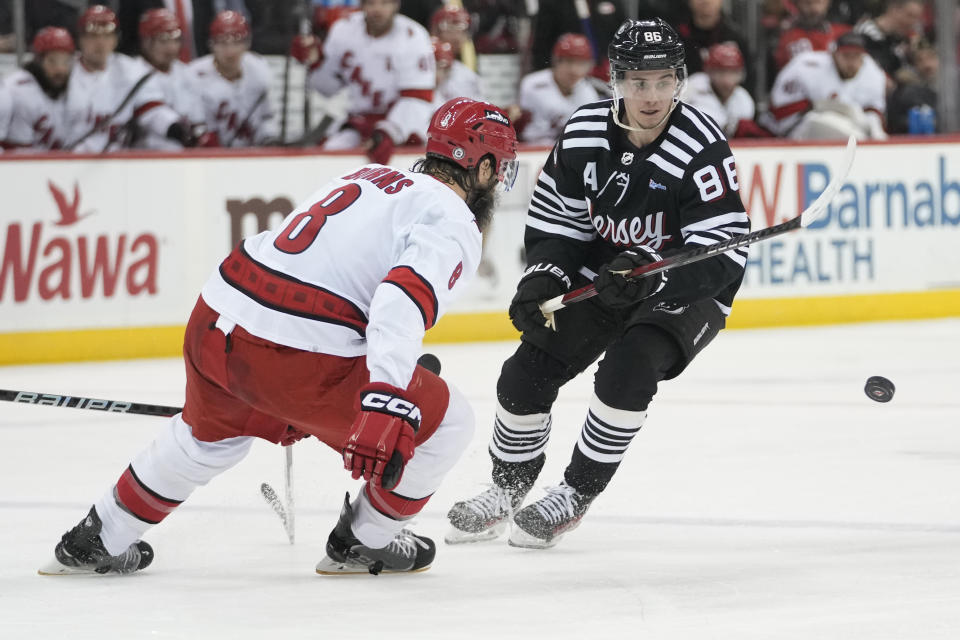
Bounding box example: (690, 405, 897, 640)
(525, 98, 750, 315)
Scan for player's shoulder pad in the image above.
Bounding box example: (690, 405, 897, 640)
(651, 103, 734, 177)
(188, 54, 215, 76)
(395, 13, 431, 44)
(555, 98, 614, 155)
(244, 52, 272, 75)
(325, 13, 357, 44)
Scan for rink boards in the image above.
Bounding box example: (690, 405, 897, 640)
(1, 138, 959, 364)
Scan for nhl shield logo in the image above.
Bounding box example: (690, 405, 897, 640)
(621, 152, 634, 165)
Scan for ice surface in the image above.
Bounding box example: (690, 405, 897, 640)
(1, 320, 958, 639)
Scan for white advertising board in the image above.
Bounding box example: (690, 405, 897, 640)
(2, 139, 959, 360)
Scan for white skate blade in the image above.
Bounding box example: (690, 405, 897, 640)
(314, 556, 431, 576)
(37, 558, 98, 576)
(507, 527, 562, 550)
(443, 522, 508, 545)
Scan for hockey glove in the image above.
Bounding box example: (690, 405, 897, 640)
(366, 128, 395, 165)
(290, 34, 323, 69)
(166, 121, 198, 147)
(594, 246, 668, 308)
(509, 263, 571, 333)
(342, 383, 420, 490)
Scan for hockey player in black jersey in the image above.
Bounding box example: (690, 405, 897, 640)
(446, 18, 751, 548)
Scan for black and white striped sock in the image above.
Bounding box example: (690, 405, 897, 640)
(490, 401, 551, 463)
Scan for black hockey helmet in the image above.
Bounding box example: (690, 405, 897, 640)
(608, 18, 687, 131)
(608, 18, 686, 79)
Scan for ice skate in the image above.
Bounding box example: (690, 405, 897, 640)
(445, 484, 528, 544)
(508, 482, 594, 549)
(39, 506, 154, 575)
(315, 493, 435, 576)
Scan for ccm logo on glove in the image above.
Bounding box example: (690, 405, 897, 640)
(360, 393, 422, 427)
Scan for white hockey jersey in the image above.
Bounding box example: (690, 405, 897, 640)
(200, 164, 481, 388)
(189, 53, 278, 147)
(1, 68, 87, 151)
(69, 53, 180, 152)
(762, 50, 886, 137)
(132, 58, 205, 150)
(518, 68, 599, 145)
(435, 60, 483, 105)
(681, 72, 755, 138)
(0, 83, 11, 150)
(309, 12, 435, 144)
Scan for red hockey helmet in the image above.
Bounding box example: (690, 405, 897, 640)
(430, 6, 470, 34)
(432, 37, 455, 69)
(704, 43, 744, 71)
(426, 98, 519, 191)
(139, 9, 182, 41)
(552, 33, 593, 63)
(78, 5, 118, 35)
(32, 26, 75, 55)
(210, 10, 250, 42)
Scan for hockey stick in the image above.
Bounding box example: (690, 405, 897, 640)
(65, 70, 156, 152)
(0, 389, 181, 416)
(539, 136, 857, 323)
(260, 446, 295, 545)
(222, 88, 268, 148)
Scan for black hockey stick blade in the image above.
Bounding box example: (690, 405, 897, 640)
(540, 136, 857, 316)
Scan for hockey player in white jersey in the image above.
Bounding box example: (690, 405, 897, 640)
(189, 10, 278, 147)
(761, 31, 887, 140)
(291, 0, 435, 165)
(1, 27, 86, 151)
(69, 5, 186, 152)
(132, 8, 210, 150)
(513, 33, 599, 145)
(432, 37, 483, 106)
(682, 43, 756, 138)
(44, 97, 518, 576)
(447, 18, 750, 550)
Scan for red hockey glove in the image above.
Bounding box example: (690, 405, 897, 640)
(365, 128, 395, 165)
(594, 246, 668, 308)
(342, 383, 420, 490)
(509, 263, 571, 333)
(290, 34, 323, 69)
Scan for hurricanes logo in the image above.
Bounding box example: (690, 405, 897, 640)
(452, 147, 465, 159)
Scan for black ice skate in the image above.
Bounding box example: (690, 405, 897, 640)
(508, 482, 595, 549)
(445, 484, 528, 544)
(39, 506, 154, 575)
(315, 493, 436, 576)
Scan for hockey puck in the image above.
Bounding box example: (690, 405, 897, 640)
(864, 376, 895, 403)
(417, 353, 442, 375)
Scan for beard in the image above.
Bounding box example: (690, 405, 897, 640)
(466, 183, 499, 232)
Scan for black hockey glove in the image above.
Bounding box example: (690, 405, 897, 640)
(509, 263, 571, 333)
(166, 121, 198, 147)
(594, 246, 668, 308)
